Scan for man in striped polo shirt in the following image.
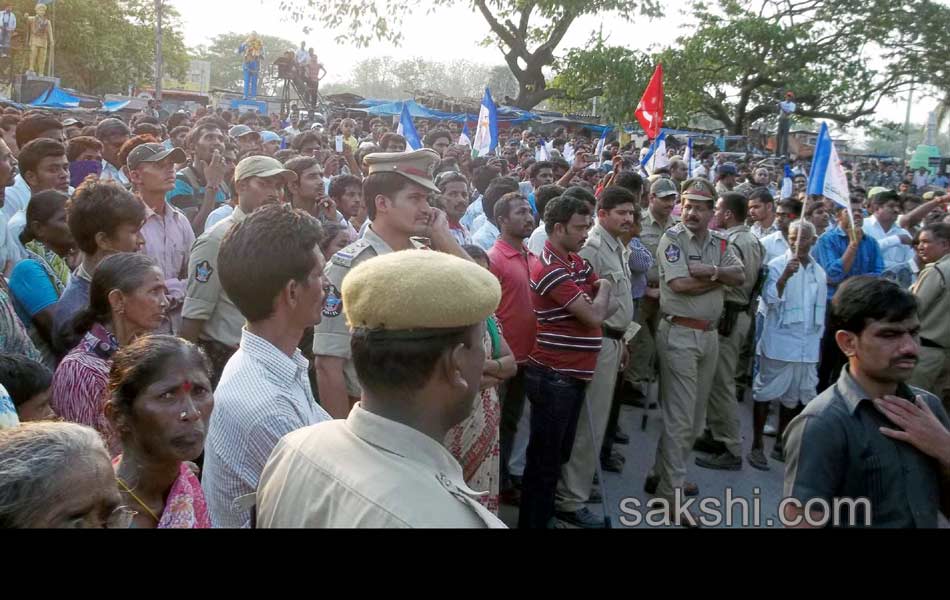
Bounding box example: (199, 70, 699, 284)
(519, 195, 616, 529)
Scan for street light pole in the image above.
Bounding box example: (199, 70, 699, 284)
(154, 0, 164, 102)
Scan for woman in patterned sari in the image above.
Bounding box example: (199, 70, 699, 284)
(7, 190, 75, 365)
(51, 253, 167, 455)
(106, 335, 214, 528)
(445, 246, 517, 514)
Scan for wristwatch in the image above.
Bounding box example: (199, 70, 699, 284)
(711, 266, 720, 282)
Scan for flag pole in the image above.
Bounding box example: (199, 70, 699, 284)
(795, 194, 810, 256)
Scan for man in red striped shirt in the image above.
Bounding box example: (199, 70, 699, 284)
(519, 195, 615, 528)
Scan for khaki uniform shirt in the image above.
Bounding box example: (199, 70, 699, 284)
(182, 206, 247, 348)
(912, 253, 950, 346)
(256, 404, 507, 528)
(579, 222, 634, 332)
(724, 225, 764, 305)
(657, 223, 743, 322)
(640, 208, 679, 285)
(313, 226, 423, 396)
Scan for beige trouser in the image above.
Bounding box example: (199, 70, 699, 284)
(706, 312, 751, 457)
(30, 44, 47, 75)
(555, 337, 622, 512)
(910, 346, 950, 415)
(625, 298, 658, 387)
(652, 320, 719, 504)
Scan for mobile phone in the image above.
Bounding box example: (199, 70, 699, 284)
(335, 135, 344, 153)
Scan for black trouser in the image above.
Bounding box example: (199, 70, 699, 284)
(519, 365, 586, 529)
(600, 373, 625, 461)
(499, 366, 526, 487)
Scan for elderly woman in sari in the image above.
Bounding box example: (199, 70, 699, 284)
(443, 245, 518, 514)
(51, 253, 168, 454)
(0, 421, 135, 528)
(106, 335, 214, 528)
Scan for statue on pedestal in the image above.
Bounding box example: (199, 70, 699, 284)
(238, 32, 264, 99)
(27, 3, 53, 76)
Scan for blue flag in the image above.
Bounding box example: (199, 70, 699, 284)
(807, 122, 849, 208)
(472, 87, 499, 157)
(396, 103, 422, 151)
(640, 131, 669, 174)
(781, 165, 794, 199)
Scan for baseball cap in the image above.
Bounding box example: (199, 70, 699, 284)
(229, 125, 260, 139)
(651, 177, 678, 198)
(234, 155, 296, 184)
(260, 131, 281, 144)
(127, 143, 187, 171)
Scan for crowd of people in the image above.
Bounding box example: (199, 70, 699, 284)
(0, 102, 948, 529)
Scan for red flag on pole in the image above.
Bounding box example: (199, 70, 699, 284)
(635, 64, 664, 140)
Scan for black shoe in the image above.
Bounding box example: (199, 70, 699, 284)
(693, 433, 728, 455)
(609, 449, 626, 464)
(695, 451, 743, 471)
(586, 487, 602, 504)
(613, 427, 630, 445)
(601, 454, 624, 473)
(771, 445, 785, 462)
(555, 507, 606, 529)
(644, 474, 658, 495)
(644, 474, 699, 497)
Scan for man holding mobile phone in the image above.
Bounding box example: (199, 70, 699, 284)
(313, 150, 472, 419)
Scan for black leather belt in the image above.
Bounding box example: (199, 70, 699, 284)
(602, 327, 625, 341)
(921, 338, 945, 350)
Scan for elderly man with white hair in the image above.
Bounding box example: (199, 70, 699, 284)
(749, 219, 827, 471)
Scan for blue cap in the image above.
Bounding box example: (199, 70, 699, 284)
(261, 131, 281, 144)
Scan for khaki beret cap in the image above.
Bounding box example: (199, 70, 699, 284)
(342, 249, 501, 332)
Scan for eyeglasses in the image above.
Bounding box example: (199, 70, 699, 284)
(105, 506, 138, 529)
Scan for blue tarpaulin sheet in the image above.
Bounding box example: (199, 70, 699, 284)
(29, 86, 81, 109)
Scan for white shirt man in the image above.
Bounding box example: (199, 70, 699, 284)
(760, 229, 790, 266)
(863, 214, 917, 285)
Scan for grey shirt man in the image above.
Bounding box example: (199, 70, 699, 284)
(784, 367, 950, 528)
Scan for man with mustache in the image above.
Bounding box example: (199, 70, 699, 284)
(909, 223, 950, 414)
(313, 149, 470, 419)
(552, 186, 636, 528)
(695, 191, 765, 471)
(647, 178, 746, 526)
(180, 156, 297, 386)
(783, 276, 950, 528)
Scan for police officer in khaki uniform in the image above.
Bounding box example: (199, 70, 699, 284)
(553, 187, 636, 528)
(625, 178, 680, 398)
(696, 192, 764, 470)
(910, 223, 950, 413)
(258, 250, 506, 528)
(649, 178, 745, 525)
(180, 156, 297, 385)
(313, 149, 472, 419)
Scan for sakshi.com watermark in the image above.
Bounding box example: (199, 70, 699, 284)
(617, 488, 872, 528)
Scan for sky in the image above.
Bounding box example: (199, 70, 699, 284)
(169, 0, 937, 130)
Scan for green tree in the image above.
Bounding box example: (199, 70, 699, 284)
(191, 32, 299, 97)
(549, 33, 652, 124)
(9, 0, 188, 95)
(278, 0, 662, 110)
(656, 0, 946, 135)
